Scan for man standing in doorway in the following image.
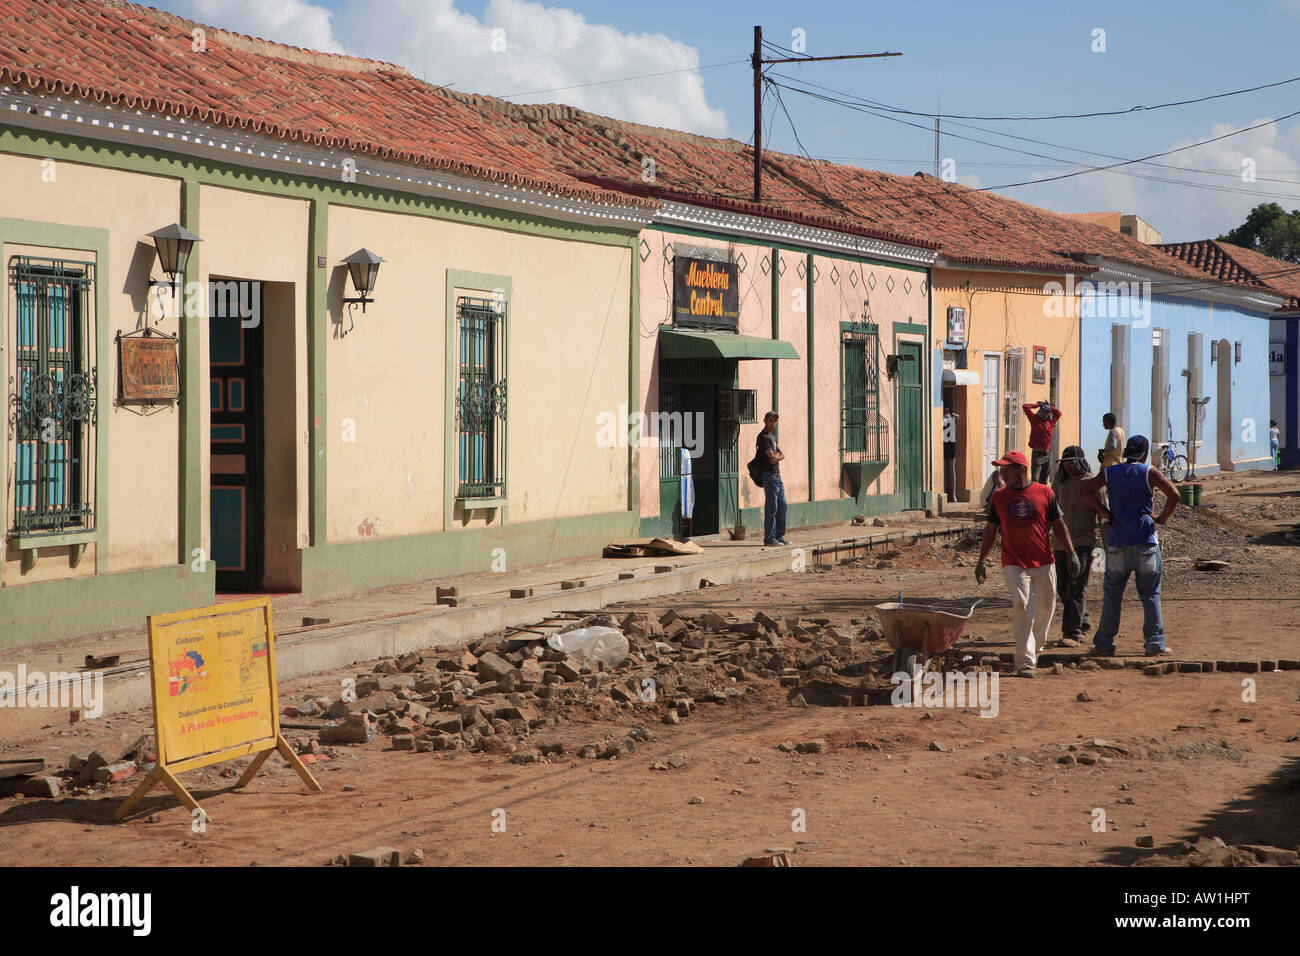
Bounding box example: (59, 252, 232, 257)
(1081, 435, 1180, 657)
(1022, 400, 1062, 484)
(975, 450, 1080, 677)
(758, 411, 788, 546)
(1099, 412, 1126, 469)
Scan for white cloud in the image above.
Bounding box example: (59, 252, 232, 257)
(158, 0, 727, 135)
(1001, 118, 1300, 242)
(173, 0, 344, 53)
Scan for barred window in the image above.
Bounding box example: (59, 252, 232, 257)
(8, 257, 97, 536)
(841, 325, 887, 463)
(455, 296, 506, 499)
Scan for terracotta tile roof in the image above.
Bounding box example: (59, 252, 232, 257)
(467, 98, 1216, 279)
(0, 0, 647, 208)
(0, 0, 1273, 290)
(1156, 239, 1300, 310)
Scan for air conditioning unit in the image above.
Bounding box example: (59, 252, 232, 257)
(720, 388, 757, 424)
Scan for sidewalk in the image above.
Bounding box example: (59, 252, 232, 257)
(0, 512, 973, 733)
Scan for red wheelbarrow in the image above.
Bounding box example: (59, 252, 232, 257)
(874, 598, 983, 677)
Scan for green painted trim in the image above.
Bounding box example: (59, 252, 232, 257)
(179, 179, 201, 566)
(893, 321, 927, 335)
(302, 508, 636, 594)
(0, 128, 639, 250)
(738, 491, 911, 531)
(0, 216, 111, 576)
(646, 223, 930, 274)
(806, 253, 815, 503)
(308, 199, 328, 546)
(0, 564, 212, 650)
(444, 269, 512, 532)
(10, 530, 97, 549)
(770, 245, 780, 415)
(628, 248, 640, 515)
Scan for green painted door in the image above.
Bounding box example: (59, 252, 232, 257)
(896, 341, 925, 510)
(209, 280, 263, 591)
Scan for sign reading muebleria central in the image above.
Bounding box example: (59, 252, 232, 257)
(673, 256, 739, 330)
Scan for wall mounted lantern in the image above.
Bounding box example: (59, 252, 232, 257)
(343, 248, 385, 313)
(148, 223, 201, 291)
(1234, 340, 1242, 365)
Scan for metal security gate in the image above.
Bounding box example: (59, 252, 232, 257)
(896, 341, 925, 510)
(658, 358, 738, 536)
(9, 257, 97, 536)
(982, 352, 1000, 480)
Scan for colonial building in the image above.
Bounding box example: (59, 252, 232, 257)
(0, 0, 655, 645)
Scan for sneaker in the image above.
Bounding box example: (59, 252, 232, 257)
(1145, 645, 1172, 657)
(763, 539, 777, 546)
(1087, 645, 1115, 657)
(1016, 668, 1036, 678)
(776, 537, 791, 545)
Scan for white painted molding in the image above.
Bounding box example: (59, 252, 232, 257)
(0, 86, 658, 230)
(657, 201, 937, 266)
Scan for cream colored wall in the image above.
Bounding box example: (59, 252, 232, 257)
(198, 184, 310, 573)
(0, 156, 182, 586)
(326, 205, 631, 543)
(934, 269, 1082, 498)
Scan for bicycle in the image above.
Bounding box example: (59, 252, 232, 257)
(1158, 439, 1189, 483)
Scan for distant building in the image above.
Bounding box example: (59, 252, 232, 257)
(1065, 212, 1163, 245)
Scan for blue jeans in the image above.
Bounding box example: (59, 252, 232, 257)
(763, 471, 787, 542)
(1092, 543, 1165, 651)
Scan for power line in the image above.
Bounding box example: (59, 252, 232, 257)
(770, 77, 1300, 199)
(770, 69, 1300, 122)
(497, 58, 747, 99)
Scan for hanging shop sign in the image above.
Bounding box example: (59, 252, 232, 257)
(1270, 341, 1286, 376)
(1032, 345, 1047, 384)
(118, 333, 180, 403)
(673, 256, 739, 330)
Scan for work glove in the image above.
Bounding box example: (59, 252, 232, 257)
(1067, 552, 1082, 578)
(974, 560, 987, 585)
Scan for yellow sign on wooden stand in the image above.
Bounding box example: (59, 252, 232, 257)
(116, 597, 321, 821)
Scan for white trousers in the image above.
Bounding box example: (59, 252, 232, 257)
(1002, 564, 1057, 671)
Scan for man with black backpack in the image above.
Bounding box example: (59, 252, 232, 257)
(754, 411, 788, 546)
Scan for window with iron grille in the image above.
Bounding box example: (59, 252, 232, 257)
(8, 257, 97, 536)
(1003, 349, 1024, 452)
(841, 325, 887, 463)
(455, 296, 506, 499)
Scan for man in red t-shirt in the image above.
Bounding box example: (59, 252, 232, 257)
(1022, 400, 1063, 484)
(975, 450, 1080, 677)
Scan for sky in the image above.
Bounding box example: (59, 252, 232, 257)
(155, 0, 1300, 243)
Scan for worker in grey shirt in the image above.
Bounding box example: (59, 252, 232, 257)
(1051, 444, 1102, 643)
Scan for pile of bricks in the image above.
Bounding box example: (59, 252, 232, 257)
(297, 608, 888, 763)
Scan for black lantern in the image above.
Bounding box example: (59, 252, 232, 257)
(343, 248, 385, 312)
(148, 223, 201, 286)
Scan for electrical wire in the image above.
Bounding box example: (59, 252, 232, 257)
(497, 58, 747, 99)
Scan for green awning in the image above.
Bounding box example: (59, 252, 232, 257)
(659, 329, 800, 360)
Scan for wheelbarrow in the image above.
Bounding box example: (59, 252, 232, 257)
(874, 597, 983, 679)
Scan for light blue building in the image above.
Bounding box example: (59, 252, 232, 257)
(1074, 258, 1284, 474)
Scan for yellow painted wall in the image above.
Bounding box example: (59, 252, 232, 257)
(0, 155, 182, 586)
(933, 268, 1081, 499)
(325, 204, 632, 544)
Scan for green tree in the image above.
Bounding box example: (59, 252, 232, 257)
(1218, 202, 1300, 262)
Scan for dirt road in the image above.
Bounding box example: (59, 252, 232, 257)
(1, 471, 1297, 867)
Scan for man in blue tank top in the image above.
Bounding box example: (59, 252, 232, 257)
(1079, 435, 1181, 656)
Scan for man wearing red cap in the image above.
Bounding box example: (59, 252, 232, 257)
(975, 450, 1080, 677)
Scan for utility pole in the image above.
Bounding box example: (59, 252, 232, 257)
(751, 25, 902, 204)
(933, 95, 940, 178)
